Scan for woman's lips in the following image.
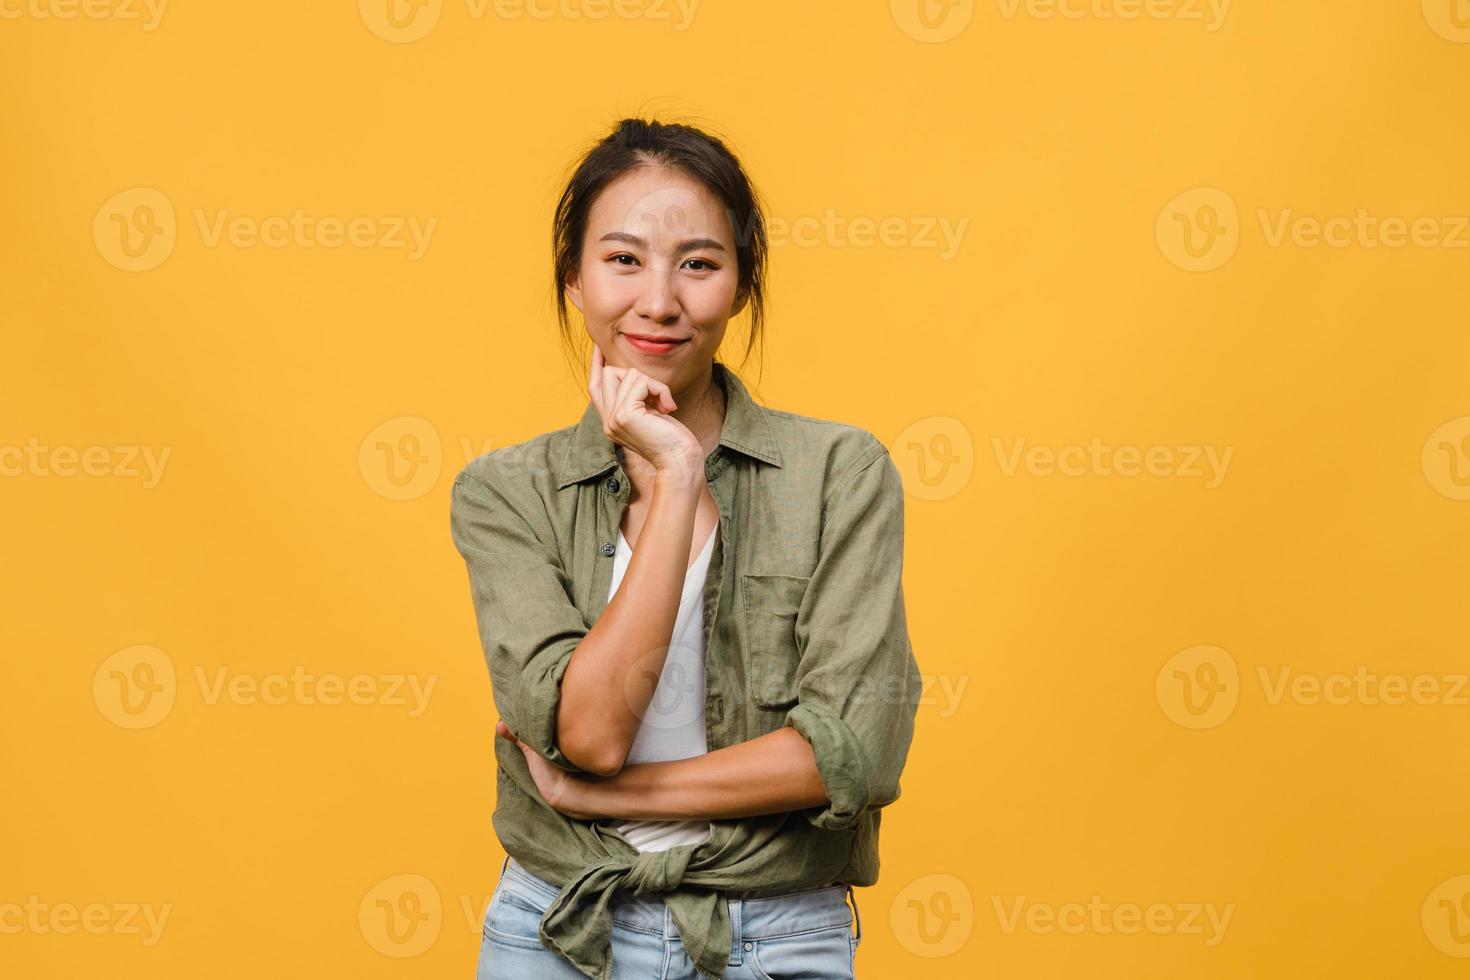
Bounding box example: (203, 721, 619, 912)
(621, 333, 689, 355)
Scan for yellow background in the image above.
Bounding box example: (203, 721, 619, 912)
(3, 0, 1470, 976)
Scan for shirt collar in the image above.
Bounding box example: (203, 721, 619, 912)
(555, 359, 783, 490)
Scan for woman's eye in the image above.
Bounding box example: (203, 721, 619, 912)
(607, 253, 716, 271)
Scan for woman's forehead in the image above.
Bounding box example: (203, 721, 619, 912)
(587, 168, 734, 247)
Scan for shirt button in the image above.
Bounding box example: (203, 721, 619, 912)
(743, 942, 753, 951)
(600, 541, 616, 557)
(604, 477, 620, 494)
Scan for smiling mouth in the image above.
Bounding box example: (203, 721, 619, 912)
(621, 333, 690, 354)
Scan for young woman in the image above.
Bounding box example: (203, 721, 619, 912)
(450, 117, 921, 980)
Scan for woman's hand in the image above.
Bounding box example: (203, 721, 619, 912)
(590, 344, 702, 478)
(496, 720, 601, 820)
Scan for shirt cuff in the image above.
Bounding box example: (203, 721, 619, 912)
(783, 701, 872, 831)
(514, 646, 595, 774)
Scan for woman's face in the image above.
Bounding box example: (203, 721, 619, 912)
(566, 165, 747, 389)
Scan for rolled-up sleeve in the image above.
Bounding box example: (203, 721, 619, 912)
(449, 462, 597, 775)
(783, 438, 921, 831)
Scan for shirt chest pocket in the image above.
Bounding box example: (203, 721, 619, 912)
(740, 572, 812, 710)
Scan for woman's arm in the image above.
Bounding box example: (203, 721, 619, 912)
(555, 462, 706, 776)
(501, 720, 830, 821)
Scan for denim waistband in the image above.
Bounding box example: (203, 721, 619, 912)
(502, 854, 862, 944)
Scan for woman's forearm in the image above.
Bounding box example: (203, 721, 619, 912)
(556, 461, 705, 776)
(569, 727, 831, 821)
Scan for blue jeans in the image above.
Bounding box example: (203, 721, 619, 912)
(477, 855, 863, 979)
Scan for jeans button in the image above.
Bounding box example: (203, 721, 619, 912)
(743, 941, 753, 951)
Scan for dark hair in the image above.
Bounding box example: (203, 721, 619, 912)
(551, 117, 769, 381)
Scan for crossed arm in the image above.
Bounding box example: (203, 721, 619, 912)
(498, 719, 830, 821)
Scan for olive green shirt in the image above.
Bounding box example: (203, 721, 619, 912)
(448, 360, 920, 980)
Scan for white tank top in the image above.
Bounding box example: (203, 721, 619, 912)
(609, 522, 718, 852)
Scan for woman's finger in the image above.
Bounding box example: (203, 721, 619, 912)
(588, 345, 603, 414)
(611, 367, 659, 427)
(627, 369, 677, 418)
(600, 357, 625, 430)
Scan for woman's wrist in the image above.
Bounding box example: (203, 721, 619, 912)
(651, 450, 707, 494)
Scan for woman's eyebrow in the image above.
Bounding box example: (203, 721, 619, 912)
(597, 231, 728, 254)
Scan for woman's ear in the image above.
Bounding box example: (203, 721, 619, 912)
(565, 270, 583, 313)
(729, 284, 750, 319)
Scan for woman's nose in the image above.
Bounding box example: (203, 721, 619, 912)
(633, 268, 680, 321)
